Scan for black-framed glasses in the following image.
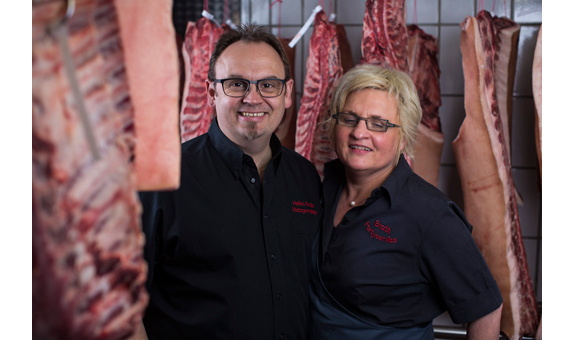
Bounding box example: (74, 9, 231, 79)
(214, 78, 286, 98)
(332, 112, 401, 132)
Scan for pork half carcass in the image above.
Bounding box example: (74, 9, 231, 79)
(453, 11, 539, 339)
(295, 10, 343, 177)
(32, 1, 147, 339)
(115, 0, 181, 191)
(336, 24, 354, 74)
(532, 25, 542, 177)
(275, 38, 297, 150)
(361, 0, 419, 167)
(361, 0, 409, 73)
(180, 19, 224, 143)
(407, 24, 443, 187)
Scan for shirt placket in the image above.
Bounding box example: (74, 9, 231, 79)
(261, 163, 288, 340)
(242, 155, 287, 339)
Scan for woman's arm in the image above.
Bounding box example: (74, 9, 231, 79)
(466, 304, 502, 340)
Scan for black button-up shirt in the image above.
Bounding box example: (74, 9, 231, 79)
(320, 155, 502, 327)
(139, 121, 322, 339)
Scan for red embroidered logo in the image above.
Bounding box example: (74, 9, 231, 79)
(365, 220, 397, 243)
(292, 200, 318, 215)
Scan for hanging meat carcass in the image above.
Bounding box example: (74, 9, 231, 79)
(407, 25, 443, 187)
(532, 25, 542, 177)
(361, 0, 429, 169)
(361, 0, 409, 73)
(115, 0, 181, 191)
(453, 11, 539, 339)
(32, 0, 147, 339)
(275, 38, 298, 150)
(335, 24, 354, 74)
(180, 18, 224, 143)
(295, 10, 343, 177)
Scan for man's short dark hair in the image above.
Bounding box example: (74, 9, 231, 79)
(208, 23, 291, 82)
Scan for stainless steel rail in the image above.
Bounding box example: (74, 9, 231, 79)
(433, 326, 535, 340)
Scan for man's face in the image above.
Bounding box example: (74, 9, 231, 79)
(207, 41, 293, 146)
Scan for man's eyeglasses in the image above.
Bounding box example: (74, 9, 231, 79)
(214, 78, 286, 98)
(332, 112, 401, 132)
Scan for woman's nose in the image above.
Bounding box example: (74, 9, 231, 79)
(350, 119, 369, 138)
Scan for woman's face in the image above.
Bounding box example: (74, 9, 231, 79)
(334, 88, 404, 176)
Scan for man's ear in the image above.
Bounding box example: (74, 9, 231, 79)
(284, 79, 294, 109)
(206, 79, 216, 108)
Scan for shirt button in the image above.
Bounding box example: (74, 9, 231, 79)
(341, 218, 347, 225)
(251, 178, 256, 183)
(264, 215, 268, 220)
(279, 335, 284, 340)
(270, 254, 276, 260)
(277, 293, 282, 300)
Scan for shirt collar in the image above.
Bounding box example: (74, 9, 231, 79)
(323, 154, 412, 208)
(208, 119, 283, 179)
(380, 154, 412, 207)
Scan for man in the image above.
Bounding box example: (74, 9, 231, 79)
(133, 24, 322, 340)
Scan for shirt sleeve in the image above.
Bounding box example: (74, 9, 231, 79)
(138, 191, 165, 290)
(418, 201, 503, 324)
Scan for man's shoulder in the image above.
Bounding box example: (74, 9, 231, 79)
(280, 147, 318, 172)
(181, 133, 212, 159)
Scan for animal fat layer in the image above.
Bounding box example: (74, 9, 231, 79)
(454, 11, 539, 339)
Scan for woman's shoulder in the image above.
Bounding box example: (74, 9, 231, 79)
(405, 172, 450, 204)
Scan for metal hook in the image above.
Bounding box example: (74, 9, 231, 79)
(32, 0, 75, 28)
(55, 0, 75, 28)
(35, 0, 101, 160)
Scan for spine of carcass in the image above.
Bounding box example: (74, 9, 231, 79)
(295, 10, 343, 169)
(335, 24, 354, 74)
(532, 25, 542, 177)
(309, 19, 343, 178)
(115, 0, 181, 191)
(453, 11, 539, 339)
(406, 25, 443, 187)
(275, 38, 298, 150)
(92, 0, 136, 159)
(360, 0, 409, 73)
(360, 0, 415, 167)
(180, 19, 223, 143)
(32, 0, 148, 339)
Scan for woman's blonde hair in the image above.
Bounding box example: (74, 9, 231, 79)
(327, 64, 422, 165)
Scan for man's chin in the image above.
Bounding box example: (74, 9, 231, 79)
(241, 123, 263, 141)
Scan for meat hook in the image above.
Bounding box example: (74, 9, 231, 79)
(35, 0, 101, 161)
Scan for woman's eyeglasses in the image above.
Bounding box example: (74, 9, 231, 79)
(332, 112, 401, 132)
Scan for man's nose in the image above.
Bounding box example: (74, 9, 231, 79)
(243, 83, 263, 103)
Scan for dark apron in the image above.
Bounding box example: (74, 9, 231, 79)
(308, 236, 434, 340)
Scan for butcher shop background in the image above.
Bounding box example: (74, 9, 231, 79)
(234, 0, 543, 330)
(171, 0, 541, 331)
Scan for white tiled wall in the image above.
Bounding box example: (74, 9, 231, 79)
(240, 0, 542, 329)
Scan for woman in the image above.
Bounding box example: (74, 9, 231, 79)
(308, 65, 503, 339)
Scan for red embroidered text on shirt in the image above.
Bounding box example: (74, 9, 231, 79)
(292, 200, 318, 215)
(365, 220, 397, 243)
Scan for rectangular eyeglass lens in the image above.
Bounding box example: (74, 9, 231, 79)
(258, 79, 283, 95)
(224, 79, 249, 95)
(339, 113, 357, 126)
